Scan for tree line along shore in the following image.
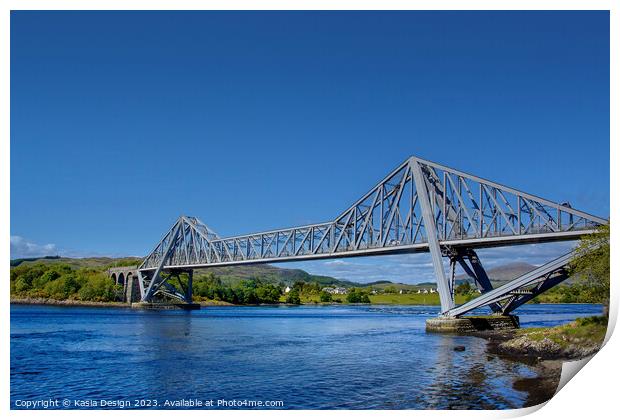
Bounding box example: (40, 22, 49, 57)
(9, 261, 604, 307)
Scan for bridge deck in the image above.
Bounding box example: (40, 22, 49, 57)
(153, 229, 594, 270)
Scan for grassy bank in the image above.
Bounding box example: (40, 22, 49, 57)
(276, 292, 471, 305)
(491, 316, 607, 360)
(369, 293, 470, 305)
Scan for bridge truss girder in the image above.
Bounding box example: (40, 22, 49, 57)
(137, 156, 605, 312)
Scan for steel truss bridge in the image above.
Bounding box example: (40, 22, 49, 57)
(134, 156, 606, 316)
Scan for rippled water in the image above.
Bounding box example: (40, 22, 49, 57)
(10, 303, 602, 409)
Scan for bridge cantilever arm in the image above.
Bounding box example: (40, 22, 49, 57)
(414, 156, 607, 225)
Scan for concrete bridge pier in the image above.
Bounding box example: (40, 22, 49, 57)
(133, 268, 200, 310)
(425, 315, 520, 333)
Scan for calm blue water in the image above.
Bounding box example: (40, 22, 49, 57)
(10, 303, 602, 410)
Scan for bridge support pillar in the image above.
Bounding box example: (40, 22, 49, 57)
(411, 158, 454, 313)
(187, 270, 193, 304)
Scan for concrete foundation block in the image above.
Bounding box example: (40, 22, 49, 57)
(131, 302, 201, 310)
(426, 315, 520, 333)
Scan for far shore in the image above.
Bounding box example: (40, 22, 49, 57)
(10, 296, 602, 309)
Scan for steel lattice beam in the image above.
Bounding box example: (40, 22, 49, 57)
(137, 156, 606, 310)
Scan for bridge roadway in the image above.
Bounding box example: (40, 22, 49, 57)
(128, 156, 605, 316)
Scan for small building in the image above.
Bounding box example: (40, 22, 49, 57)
(284, 286, 291, 293)
(322, 286, 348, 295)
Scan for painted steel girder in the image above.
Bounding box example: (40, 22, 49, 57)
(140, 157, 604, 271)
(138, 156, 606, 309)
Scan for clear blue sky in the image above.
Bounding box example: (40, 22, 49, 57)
(10, 11, 609, 283)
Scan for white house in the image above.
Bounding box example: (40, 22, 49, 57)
(322, 286, 348, 295)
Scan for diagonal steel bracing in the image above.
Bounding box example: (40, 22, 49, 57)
(443, 251, 576, 317)
(137, 155, 606, 311)
(445, 248, 502, 313)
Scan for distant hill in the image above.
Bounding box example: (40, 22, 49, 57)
(195, 265, 356, 288)
(10, 255, 62, 266)
(456, 262, 539, 287)
(9, 256, 354, 288)
(484, 262, 538, 282)
(10, 256, 142, 269)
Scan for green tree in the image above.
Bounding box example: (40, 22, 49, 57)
(346, 288, 371, 303)
(78, 274, 120, 301)
(319, 290, 332, 303)
(455, 282, 472, 295)
(256, 283, 282, 303)
(570, 223, 610, 315)
(384, 286, 397, 294)
(235, 280, 259, 304)
(292, 281, 306, 293)
(33, 267, 66, 289)
(43, 273, 80, 300)
(14, 277, 31, 294)
(286, 289, 301, 304)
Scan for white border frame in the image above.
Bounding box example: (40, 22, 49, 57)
(1, 2, 616, 420)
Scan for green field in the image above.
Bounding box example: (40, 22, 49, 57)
(278, 292, 472, 305)
(369, 293, 470, 305)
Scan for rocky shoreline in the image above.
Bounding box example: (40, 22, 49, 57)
(479, 323, 604, 360)
(474, 321, 605, 407)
